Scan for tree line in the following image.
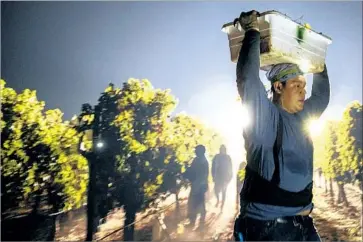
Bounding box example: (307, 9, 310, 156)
(312, 100, 362, 205)
(1, 79, 224, 240)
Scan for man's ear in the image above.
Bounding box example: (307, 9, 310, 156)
(273, 82, 283, 94)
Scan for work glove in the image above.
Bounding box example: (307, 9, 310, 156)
(233, 10, 260, 32)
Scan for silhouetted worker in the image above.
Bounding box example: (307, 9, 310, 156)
(233, 10, 330, 241)
(184, 145, 209, 230)
(212, 145, 233, 210)
(236, 161, 247, 210)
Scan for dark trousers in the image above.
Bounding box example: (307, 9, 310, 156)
(234, 215, 321, 241)
(188, 188, 206, 227)
(214, 182, 228, 207)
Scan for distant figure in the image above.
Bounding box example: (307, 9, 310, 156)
(236, 161, 247, 210)
(316, 167, 323, 188)
(184, 145, 209, 230)
(212, 145, 233, 210)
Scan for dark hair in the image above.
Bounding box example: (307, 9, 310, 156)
(195, 145, 206, 155)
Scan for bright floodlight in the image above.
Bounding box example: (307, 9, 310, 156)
(96, 141, 104, 149)
(308, 119, 325, 138)
(240, 105, 250, 128)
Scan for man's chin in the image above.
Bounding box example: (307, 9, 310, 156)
(297, 104, 304, 112)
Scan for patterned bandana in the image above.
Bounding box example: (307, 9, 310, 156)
(266, 63, 304, 83)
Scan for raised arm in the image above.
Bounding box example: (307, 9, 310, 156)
(235, 11, 277, 140)
(301, 64, 330, 118)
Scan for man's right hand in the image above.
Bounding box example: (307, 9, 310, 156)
(234, 10, 260, 32)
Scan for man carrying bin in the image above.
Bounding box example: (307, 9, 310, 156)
(232, 10, 330, 241)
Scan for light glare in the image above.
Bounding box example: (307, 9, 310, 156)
(299, 59, 312, 73)
(308, 119, 325, 137)
(96, 142, 104, 148)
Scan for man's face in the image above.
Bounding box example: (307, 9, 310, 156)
(278, 75, 307, 113)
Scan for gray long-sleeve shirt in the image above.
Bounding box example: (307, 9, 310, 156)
(237, 30, 330, 220)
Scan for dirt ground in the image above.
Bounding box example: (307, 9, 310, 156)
(52, 177, 362, 242)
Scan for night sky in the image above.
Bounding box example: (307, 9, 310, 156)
(2, 1, 362, 122)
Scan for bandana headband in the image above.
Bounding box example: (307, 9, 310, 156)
(267, 64, 304, 83)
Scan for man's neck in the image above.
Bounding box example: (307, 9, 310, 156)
(275, 99, 294, 114)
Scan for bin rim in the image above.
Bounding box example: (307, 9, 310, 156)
(221, 10, 332, 43)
